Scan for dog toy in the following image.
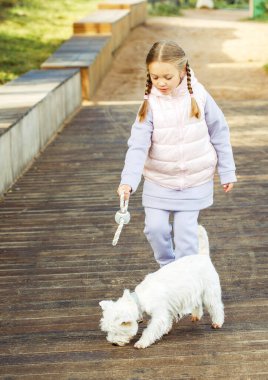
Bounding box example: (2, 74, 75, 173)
(112, 192, 131, 246)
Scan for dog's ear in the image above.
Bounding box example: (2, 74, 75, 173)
(99, 300, 113, 310)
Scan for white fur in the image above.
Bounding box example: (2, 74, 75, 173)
(99, 225, 224, 349)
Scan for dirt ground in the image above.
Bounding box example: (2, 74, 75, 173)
(93, 9, 268, 102)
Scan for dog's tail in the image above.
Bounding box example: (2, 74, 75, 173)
(198, 225, 210, 256)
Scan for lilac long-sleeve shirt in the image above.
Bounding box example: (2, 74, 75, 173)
(120, 92, 237, 211)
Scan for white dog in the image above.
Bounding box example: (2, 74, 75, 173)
(99, 225, 224, 349)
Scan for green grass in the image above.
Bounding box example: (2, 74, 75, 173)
(249, 15, 268, 21)
(0, 0, 99, 84)
(213, 0, 249, 9)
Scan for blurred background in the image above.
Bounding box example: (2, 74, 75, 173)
(0, 0, 267, 85)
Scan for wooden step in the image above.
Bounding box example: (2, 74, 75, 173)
(41, 36, 113, 100)
(98, 0, 147, 29)
(73, 9, 130, 51)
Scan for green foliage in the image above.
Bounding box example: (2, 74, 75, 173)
(0, 0, 98, 85)
(148, 1, 181, 16)
(253, 0, 268, 18)
(255, 0, 268, 13)
(180, 0, 199, 8)
(245, 0, 268, 21)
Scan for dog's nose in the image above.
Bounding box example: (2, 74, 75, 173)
(112, 343, 119, 346)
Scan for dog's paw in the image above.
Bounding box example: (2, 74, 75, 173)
(211, 323, 222, 329)
(191, 315, 201, 322)
(134, 340, 149, 349)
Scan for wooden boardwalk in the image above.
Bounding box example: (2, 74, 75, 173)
(0, 101, 267, 379)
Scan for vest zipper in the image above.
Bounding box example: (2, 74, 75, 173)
(175, 98, 184, 190)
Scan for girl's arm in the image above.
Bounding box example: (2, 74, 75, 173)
(205, 92, 237, 186)
(119, 107, 153, 193)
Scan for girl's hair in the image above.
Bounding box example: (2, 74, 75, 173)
(138, 40, 201, 122)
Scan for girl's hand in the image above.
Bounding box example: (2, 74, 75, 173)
(117, 184, 132, 200)
(223, 183, 234, 193)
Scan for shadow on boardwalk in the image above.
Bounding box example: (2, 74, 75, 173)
(0, 98, 267, 378)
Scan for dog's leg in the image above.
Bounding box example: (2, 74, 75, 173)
(209, 301, 224, 329)
(203, 287, 224, 328)
(191, 304, 203, 322)
(134, 313, 173, 349)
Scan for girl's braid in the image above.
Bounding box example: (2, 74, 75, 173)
(186, 61, 201, 118)
(138, 72, 152, 122)
(145, 71, 152, 96)
(186, 61, 193, 95)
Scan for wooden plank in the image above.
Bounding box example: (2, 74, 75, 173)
(0, 102, 267, 377)
(0, 355, 267, 378)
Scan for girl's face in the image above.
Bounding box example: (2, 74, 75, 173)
(148, 61, 185, 95)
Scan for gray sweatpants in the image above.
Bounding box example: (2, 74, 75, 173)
(144, 207, 200, 267)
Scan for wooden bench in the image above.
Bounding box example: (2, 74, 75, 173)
(41, 36, 113, 101)
(98, 0, 147, 29)
(73, 9, 130, 52)
(0, 69, 81, 196)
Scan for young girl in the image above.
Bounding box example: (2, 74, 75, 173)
(117, 41, 237, 267)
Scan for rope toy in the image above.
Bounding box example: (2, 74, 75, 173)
(112, 191, 131, 246)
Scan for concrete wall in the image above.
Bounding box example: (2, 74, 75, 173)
(0, 69, 81, 196)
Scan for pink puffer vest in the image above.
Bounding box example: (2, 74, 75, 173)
(143, 70, 218, 190)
